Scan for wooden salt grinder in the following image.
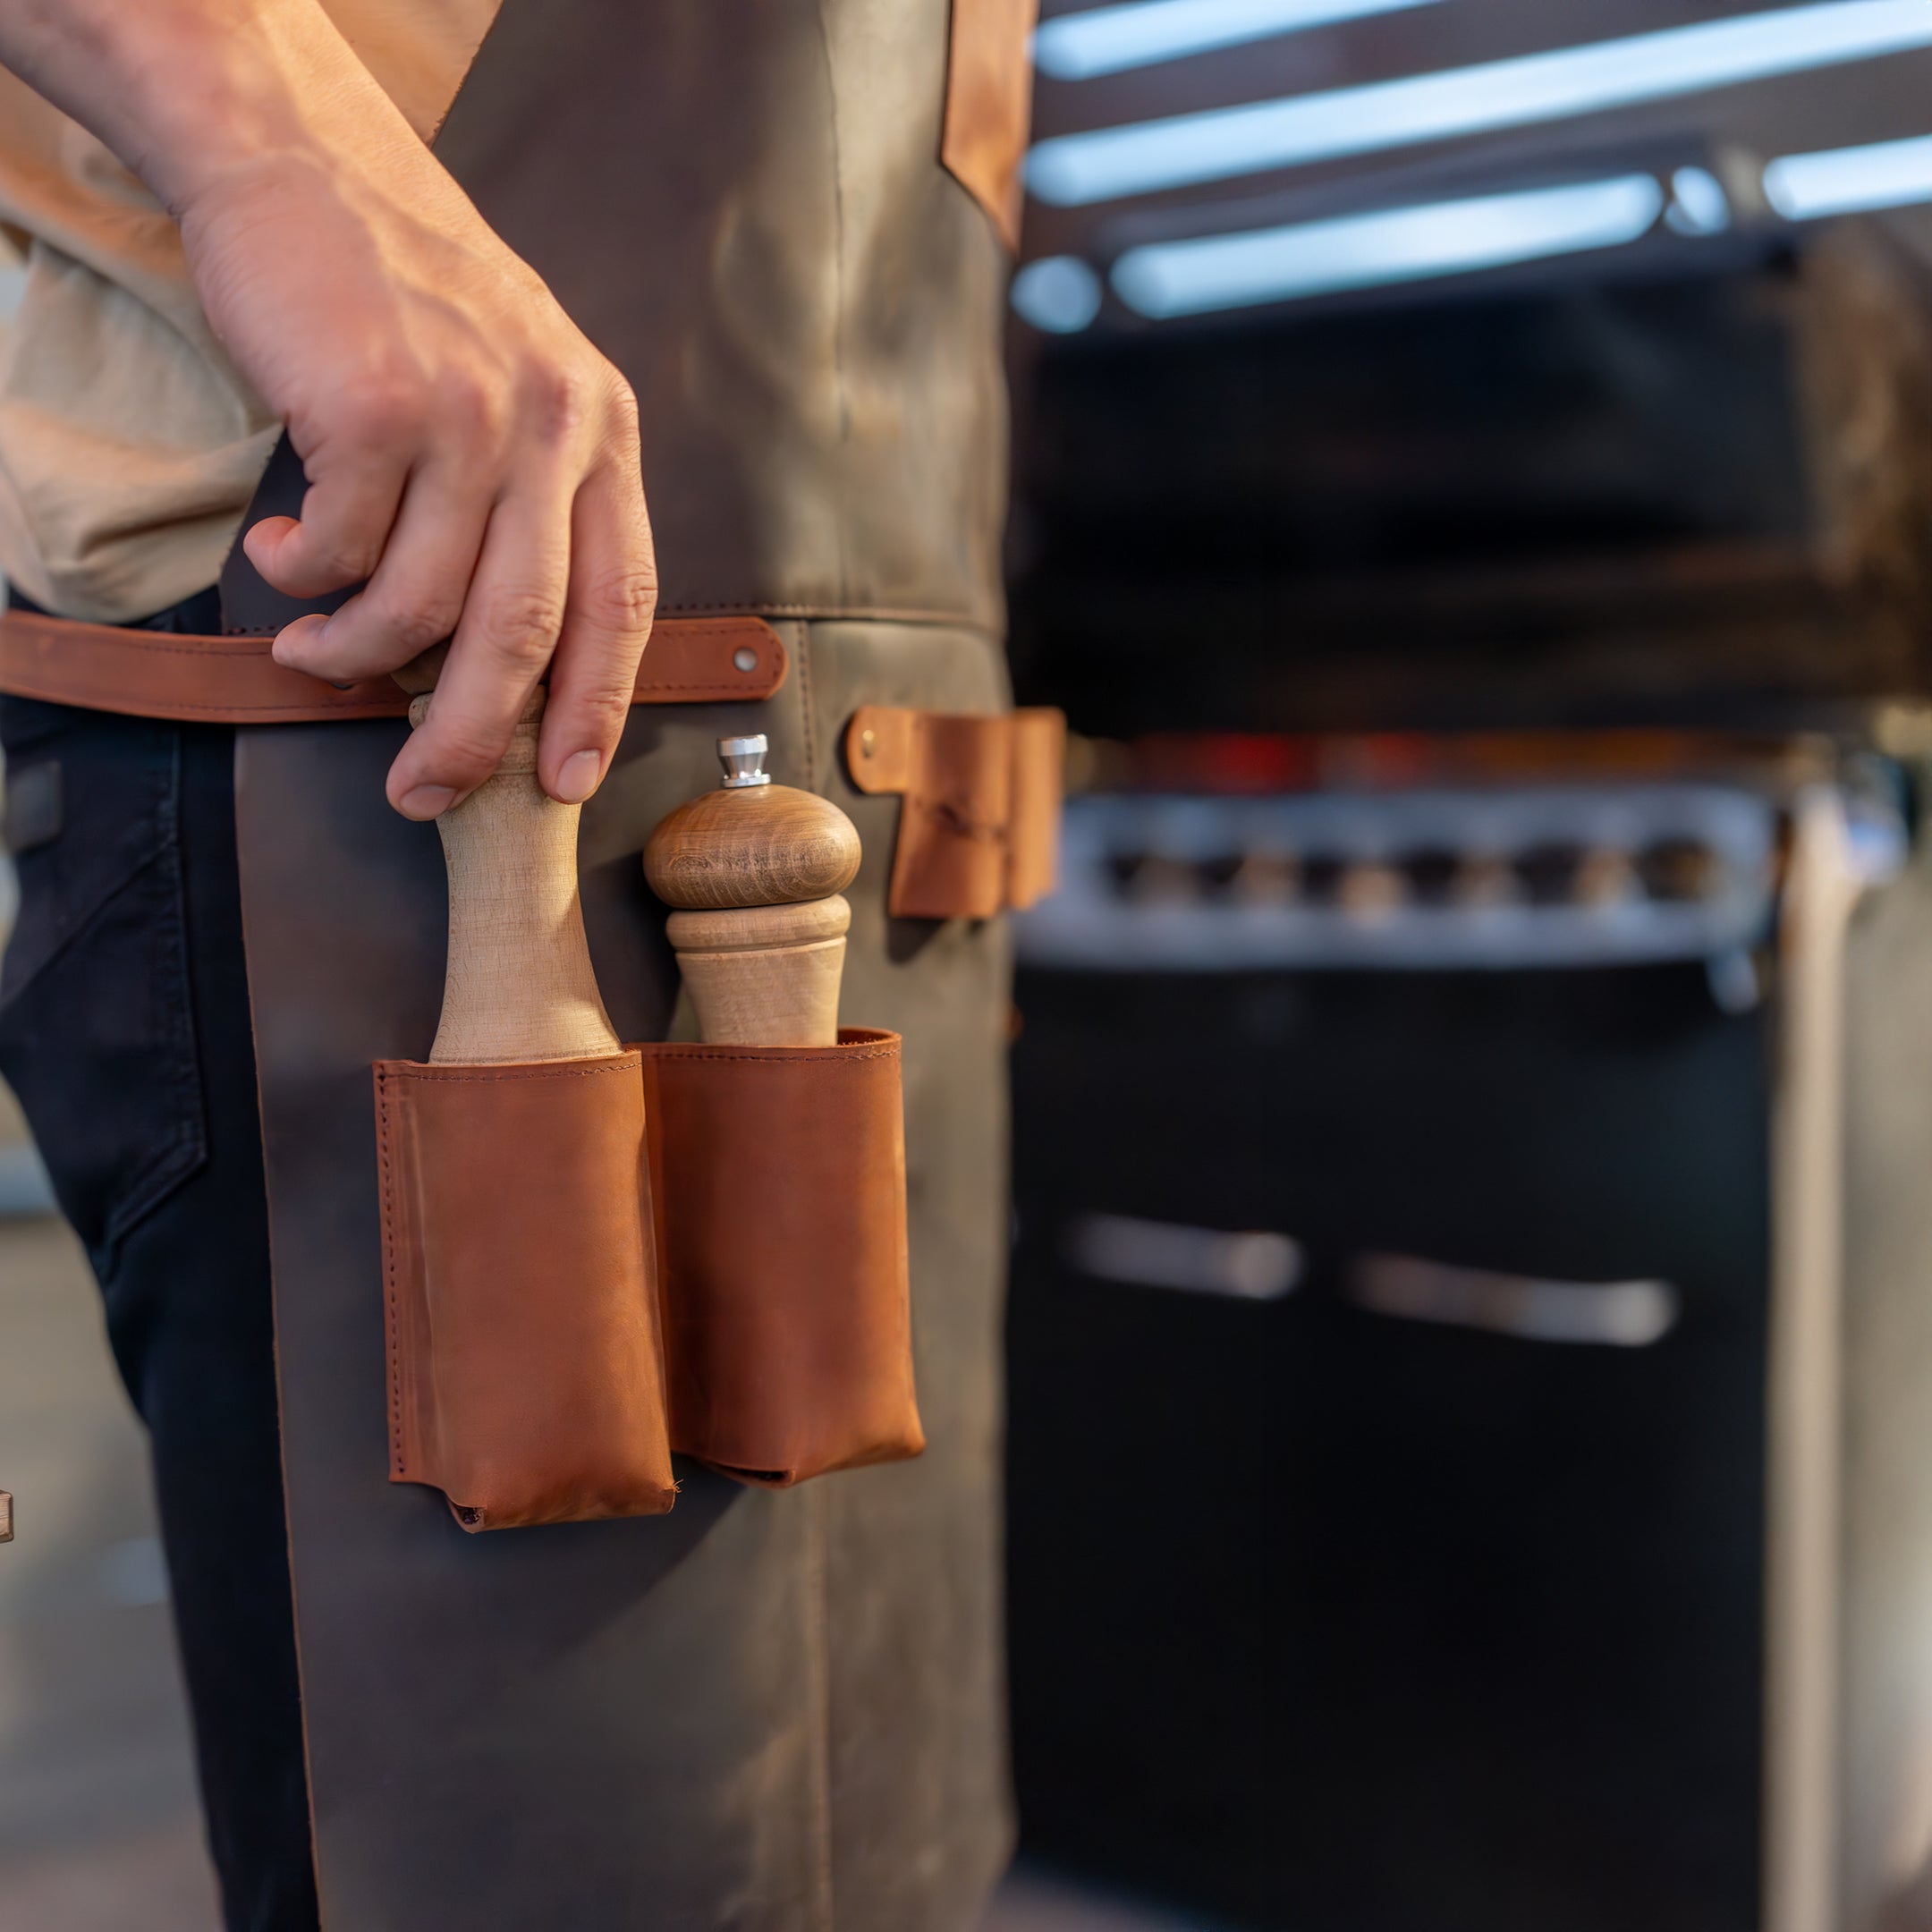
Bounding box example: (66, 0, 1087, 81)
(394, 658, 620, 1065)
(643, 735, 861, 1047)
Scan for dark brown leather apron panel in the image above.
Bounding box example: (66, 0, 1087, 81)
(232, 0, 1021, 1917)
(430, 0, 1013, 631)
(236, 622, 1013, 1928)
(234, 717, 826, 1928)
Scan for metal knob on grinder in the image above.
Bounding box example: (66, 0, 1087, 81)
(643, 735, 861, 1046)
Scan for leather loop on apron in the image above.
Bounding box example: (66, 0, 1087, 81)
(844, 703, 1064, 917)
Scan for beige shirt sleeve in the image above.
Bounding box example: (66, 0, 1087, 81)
(0, 0, 502, 623)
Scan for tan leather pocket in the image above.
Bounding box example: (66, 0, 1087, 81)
(374, 1054, 675, 1531)
(846, 705, 1065, 919)
(942, 0, 1040, 250)
(638, 1030, 922, 1487)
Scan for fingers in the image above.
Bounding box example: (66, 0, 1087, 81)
(269, 459, 495, 683)
(240, 432, 410, 599)
(537, 457, 657, 805)
(384, 486, 572, 819)
(247, 351, 646, 818)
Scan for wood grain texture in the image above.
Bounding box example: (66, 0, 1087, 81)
(664, 896, 851, 953)
(643, 784, 860, 910)
(409, 689, 620, 1064)
(675, 936, 848, 1046)
(664, 894, 852, 1045)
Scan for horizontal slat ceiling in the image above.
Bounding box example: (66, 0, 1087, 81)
(1031, 0, 1819, 132)
(1025, 0, 1932, 266)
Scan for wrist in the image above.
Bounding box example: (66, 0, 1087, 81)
(95, 0, 405, 220)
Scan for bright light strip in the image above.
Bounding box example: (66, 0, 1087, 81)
(1029, 0, 1932, 207)
(1111, 173, 1665, 317)
(1764, 131, 1932, 217)
(1033, 0, 1445, 82)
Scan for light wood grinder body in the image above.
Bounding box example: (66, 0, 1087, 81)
(644, 736, 861, 1046)
(397, 659, 619, 1065)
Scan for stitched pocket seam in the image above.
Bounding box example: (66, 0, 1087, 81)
(0, 814, 173, 1011)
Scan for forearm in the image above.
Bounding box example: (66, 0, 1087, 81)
(0, 0, 418, 218)
(0, 0, 656, 821)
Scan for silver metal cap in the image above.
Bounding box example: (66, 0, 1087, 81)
(717, 733, 772, 789)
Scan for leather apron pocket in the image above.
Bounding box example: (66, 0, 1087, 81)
(371, 1031, 919, 1520)
(943, 0, 1041, 250)
(639, 1030, 922, 1488)
(374, 1052, 675, 1530)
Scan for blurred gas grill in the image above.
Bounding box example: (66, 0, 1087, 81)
(1021, 782, 1782, 970)
(1003, 757, 1932, 1932)
(998, 10, 1932, 1918)
(1000, 218, 1932, 1932)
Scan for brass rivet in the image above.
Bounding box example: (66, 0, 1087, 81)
(732, 647, 758, 674)
(860, 729, 877, 757)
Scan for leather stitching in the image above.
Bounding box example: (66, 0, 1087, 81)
(0, 614, 785, 716)
(803, 1477, 836, 1932)
(796, 623, 819, 794)
(13, 631, 769, 662)
(654, 601, 999, 633)
(635, 1040, 898, 1064)
(0, 683, 776, 707)
(386, 1055, 641, 1083)
(0, 688, 776, 716)
(375, 1063, 407, 1480)
(644, 1049, 896, 1063)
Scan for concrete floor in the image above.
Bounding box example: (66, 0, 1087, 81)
(0, 1083, 1196, 1932)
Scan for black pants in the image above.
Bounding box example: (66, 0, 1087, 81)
(0, 593, 321, 1931)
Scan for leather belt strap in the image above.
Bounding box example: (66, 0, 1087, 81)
(0, 609, 787, 723)
(844, 703, 1063, 919)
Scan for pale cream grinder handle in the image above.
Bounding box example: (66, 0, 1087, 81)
(395, 653, 620, 1065)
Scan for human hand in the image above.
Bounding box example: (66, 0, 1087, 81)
(0, 0, 654, 818)
(199, 114, 654, 817)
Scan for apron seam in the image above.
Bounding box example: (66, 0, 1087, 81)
(805, 1479, 836, 1932)
(796, 623, 820, 794)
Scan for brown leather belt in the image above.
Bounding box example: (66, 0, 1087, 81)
(0, 608, 788, 722)
(0, 606, 1063, 919)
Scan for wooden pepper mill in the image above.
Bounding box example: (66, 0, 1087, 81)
(394, 657, 620, 1065)
(644, 735, 861, 1046)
